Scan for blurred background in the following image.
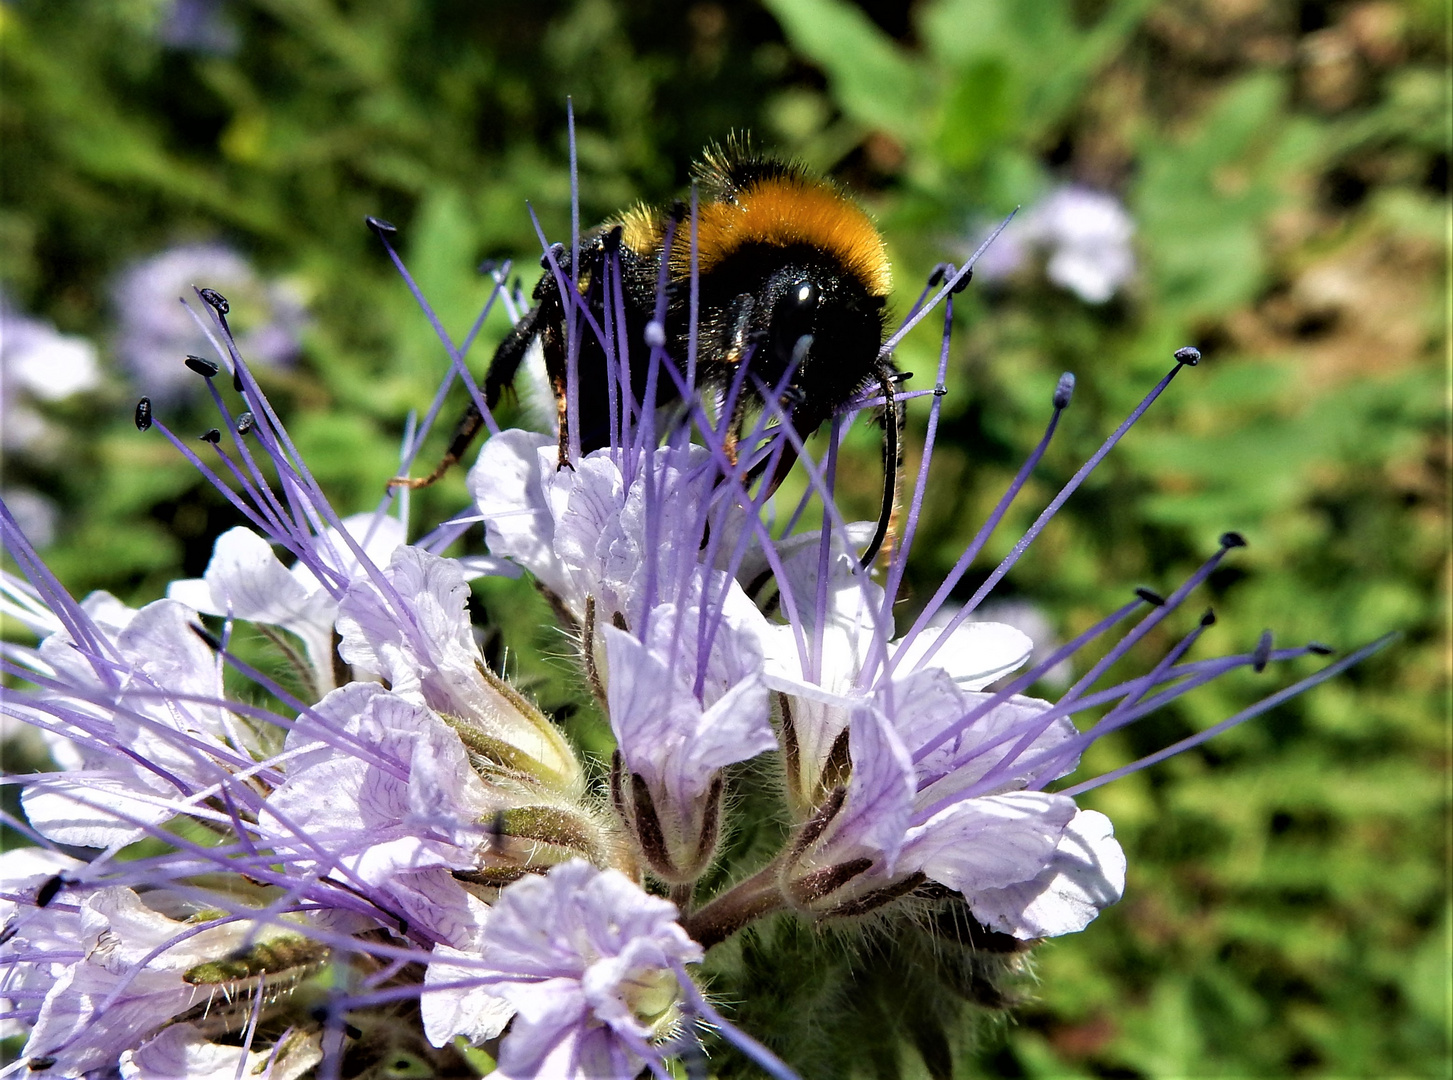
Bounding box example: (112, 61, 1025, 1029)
(0, 0, 1447, 1076)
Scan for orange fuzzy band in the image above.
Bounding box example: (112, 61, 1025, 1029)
(685, 177, 891, 297)
(618, 178, 892, 298)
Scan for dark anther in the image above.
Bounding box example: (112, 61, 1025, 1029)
(668, 199, 688, 223)
(893, 370, 913, 382)
(950, 266, 973, 293)
(927, 263, 951, 287)
(198, 288, 229, 315)
(1053, 372, 1076, 409)
(1173, 346, 1202, 366)
(235, 411, 255, 435)
(231, 367, 244, 391)
(308, 1006, 331, 1025)
(35, 875, 65, 908)
(365, 215, 398, 236)
(540, 242, 564, 270)
(933, 385, 949, 397)
(189, 623, 224, 652)
(199, 428, 221, 444)
(603, 225, 623, 254)
(184, 355, 219, 378)
(1307, 642, 1335, 655)
(344, 1024, 364, 1040)
(134, 397, 153, 431)
(1219, 531, 1248, 550)
(1199, 608, 1217, 627)
(1135, 587, 1166, 607)
(0, 922, 16, 946)
(1253, 630, 1273, 673)
(27, 1057, 57, 1072)
(477, 258, 499, 275)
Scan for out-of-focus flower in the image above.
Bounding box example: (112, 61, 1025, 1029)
(974, 184, 1136, 303)
(0, 294, 101, 451)
(157, 0, 240, 56)
(0, 487, 57, 549)
(111, 243, 305, 400)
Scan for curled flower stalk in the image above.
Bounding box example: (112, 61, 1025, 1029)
(0, 179, 1386, 1078)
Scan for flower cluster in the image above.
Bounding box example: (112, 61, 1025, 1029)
(0, 198, 1378, 1078)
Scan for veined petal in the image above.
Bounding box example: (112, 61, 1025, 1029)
(891, 620, 1033, 691)
(470, 430, 575, 604)
(422, 942, 515, 1048)
(969, 809, 1126, 939)
(901, 791, 1076, 896)
(817, 705, 915, 873)
(120, 1024, 323, 1080)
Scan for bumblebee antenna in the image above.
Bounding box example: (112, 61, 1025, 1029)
(858, 363, 903, 569)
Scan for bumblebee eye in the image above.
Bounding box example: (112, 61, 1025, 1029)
(791, 280, 820, 312)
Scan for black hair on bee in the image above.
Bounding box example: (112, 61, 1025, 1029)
(393, 138, 903, 566)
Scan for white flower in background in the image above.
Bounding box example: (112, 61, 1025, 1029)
(112, 242, 305, 399)
(0, 293, 101, 451)
(974, 184, 1136, 303)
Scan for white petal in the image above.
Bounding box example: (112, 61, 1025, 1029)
(121, 1024, 323, 1080)
(469, 430, 575, 602)
(969, 808, 1126, 938)
(902, 791, 1075, 894)
(891, 620, 1033, 690)
(820, 706, 915, 872)
(423, 941, 515, 1047)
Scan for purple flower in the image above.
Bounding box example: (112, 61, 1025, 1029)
(0, 170, 1380, 1078)
(425, 860, 703, 1080)
(167, 512, 407, 695)
(111, 243, 305, 400)
(973, 184, 1136, 303)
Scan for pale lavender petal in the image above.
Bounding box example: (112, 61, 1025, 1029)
(969, 809, 1126, 939)
(902, 791, 1075, 895)
(819, 705, 915, 872)
(120, 1024, 323, 1080)
(891, 620, 1033, 690)
(469, 430, 574, 602)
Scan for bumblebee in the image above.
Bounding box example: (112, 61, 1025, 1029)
(397, 140, 903, 565)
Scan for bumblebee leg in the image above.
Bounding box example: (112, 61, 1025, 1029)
(553, 372, 573, 471)
(387, 305, 542, 490)
(387, 403, 485, 490)
(721, 391, 751, 468)
(858, 364, 904, 570)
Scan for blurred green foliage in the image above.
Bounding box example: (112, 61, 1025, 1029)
(1, 0, 1447, 1077)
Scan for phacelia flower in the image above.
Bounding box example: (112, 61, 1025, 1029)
(974, 184, 1136, 303)
(426, 860, 703, 1079)
(0, 164, 1382, 1079)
